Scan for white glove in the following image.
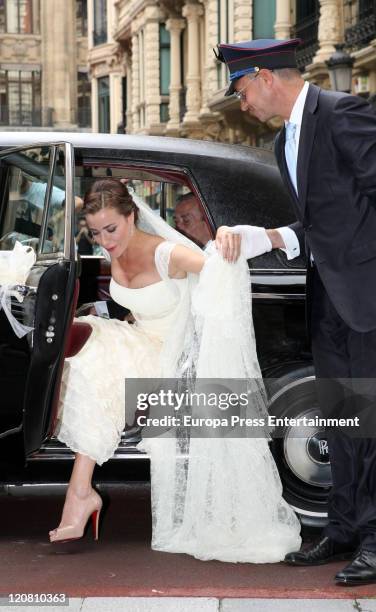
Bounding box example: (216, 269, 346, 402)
(229, 225, 272, 259)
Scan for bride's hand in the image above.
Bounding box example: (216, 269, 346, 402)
(215, 226, 242, 263)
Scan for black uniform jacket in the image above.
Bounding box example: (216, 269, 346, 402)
(274, 83, 376, 332)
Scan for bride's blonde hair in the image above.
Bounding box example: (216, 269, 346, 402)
(82, 178, 139, 223)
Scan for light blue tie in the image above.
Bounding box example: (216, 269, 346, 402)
(285, 121, 298, 195)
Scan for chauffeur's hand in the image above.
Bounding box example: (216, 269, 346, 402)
(215, 226, 242, 262)
(216, 225, 273, 262)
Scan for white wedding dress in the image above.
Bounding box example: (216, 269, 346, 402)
(56, 239, 301, 563)
(56, 242, 186, 465)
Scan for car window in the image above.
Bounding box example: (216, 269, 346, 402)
(0, 147, 51, 253)
(191, 162, 306, 271)
(74, 165, 212, 255)
(0, 146, 71, 257)
(40, 146, 67, 255)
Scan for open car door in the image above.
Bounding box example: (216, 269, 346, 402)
(0, 143, 78, 459)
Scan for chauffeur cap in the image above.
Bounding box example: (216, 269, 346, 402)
(214, 38, 302, 96)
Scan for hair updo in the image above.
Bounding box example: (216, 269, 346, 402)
(82, 178, 139, 223)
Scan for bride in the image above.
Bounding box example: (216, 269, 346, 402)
(50, 177, 301, 562)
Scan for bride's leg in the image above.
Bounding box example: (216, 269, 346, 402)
(49, 453, 102, 542)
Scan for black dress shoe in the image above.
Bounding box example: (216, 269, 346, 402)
(335, 549, 376, 585)
(284, 536, 354, 566)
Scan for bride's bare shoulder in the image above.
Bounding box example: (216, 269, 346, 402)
(140, 231, 166, 249)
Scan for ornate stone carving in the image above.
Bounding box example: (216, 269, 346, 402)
(0, 36, 41, 63)
(314, 0, 341, 62)
(182, 2, 204, 22)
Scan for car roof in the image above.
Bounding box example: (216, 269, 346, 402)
(0, 131, 276, 167)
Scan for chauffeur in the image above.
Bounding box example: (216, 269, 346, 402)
(215, 38, 376, 586)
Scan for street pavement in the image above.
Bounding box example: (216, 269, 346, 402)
(1, 599, 376, 611)
(1, 483, 376, 611)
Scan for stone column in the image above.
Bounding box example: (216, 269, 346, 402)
(87, 0, 94, 49)
(131, 30, 140, 132)
(234, 0, 251, 41)
(41, 0, 77, 128)
(314, 0, 341, 63)
(110, 72, 122, 133)
(274, 0, 291, 40)
(125, 55, 133, 133)
(182, 2, 204, 124)
(166, 18, 185, 133)
(199, 0, 220, 122)
(143, 7, 161, 131)
(91, 76, 99, 132)
(107, 0, 115, 43)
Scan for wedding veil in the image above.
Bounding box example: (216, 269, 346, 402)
(130, 188, 269, 403)
(114, 188, 301, 562)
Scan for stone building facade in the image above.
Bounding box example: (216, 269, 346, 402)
(0, 0, 90, 130)
(88, 0, 376, 145)
(0, 1, 375, 139)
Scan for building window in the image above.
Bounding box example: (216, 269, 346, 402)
(159, 23, 170, 123)
(359, 0, 376, 20)
(0, 0, 39, 34)
(0, 1, 5, 32)
(180, 30, 186, 121)
(217, 0, 234, 89)
(160, 24, 170, 96)
(345, 0, 376, 50)
(77, 70, 91, 127)
(293, 0, 319, 70)
(121, 75, 127, 132)
(0, 70, 7, 124)
(0, 68, 41, 126)
(93, 0, 107, 46)
(296, 0, 318, 21)
(76, 0, 87, 37)
(98, 75, 110, 133)
(253, 0, 276, 39)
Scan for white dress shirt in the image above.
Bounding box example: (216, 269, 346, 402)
(277, 80, 309, 261)
(228, 82, 313, 262)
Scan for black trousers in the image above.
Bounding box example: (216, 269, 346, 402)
(309, 265, 376, 550)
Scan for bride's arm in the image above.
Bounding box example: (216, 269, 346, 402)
(168, 244, 205, 276)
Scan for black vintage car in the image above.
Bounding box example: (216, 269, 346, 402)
(0, 133, 329, 527)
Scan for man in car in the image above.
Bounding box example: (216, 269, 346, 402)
(174, 192, 211, 248)
(215, 38, 376, 586)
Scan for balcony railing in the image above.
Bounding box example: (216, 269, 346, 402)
(0, 106, 42, 127)
(345, 0, 376, 50)
(359, 0, 376, 20)
(292, 14, 320, 70)
(0, 105, 92, 128)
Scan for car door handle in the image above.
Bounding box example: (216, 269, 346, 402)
(14, 284, 37, 298)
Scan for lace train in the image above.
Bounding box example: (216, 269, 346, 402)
(140, 436, 301, 563)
